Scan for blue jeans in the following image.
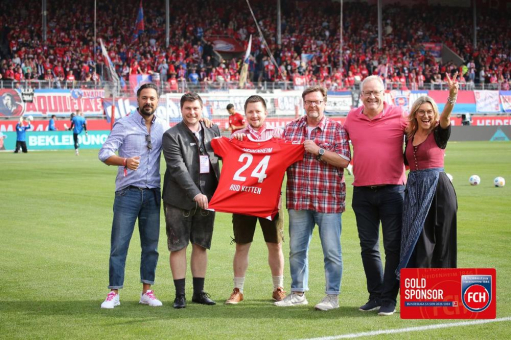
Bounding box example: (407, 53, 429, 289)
(108, 186, 161, 289)
(352, 185, 404, 304)
(288, 209, 343, 295)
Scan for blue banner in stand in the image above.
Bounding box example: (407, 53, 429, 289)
(1, 131, 110, 151)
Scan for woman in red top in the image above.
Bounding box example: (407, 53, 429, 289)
(129, 61, 140, 75)
(398, 72, 458, 274)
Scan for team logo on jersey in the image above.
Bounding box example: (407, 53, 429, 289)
(461, 275, 492, 312)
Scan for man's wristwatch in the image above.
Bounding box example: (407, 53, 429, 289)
(316, 148, 325, 161)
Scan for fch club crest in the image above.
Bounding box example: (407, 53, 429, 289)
(461, 275, 492, 312)
(394, 96, 409, 107)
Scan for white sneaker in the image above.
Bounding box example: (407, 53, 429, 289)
(75, 149, 79, 156)
(139, 290, 163, 307)
(101, 291, 120, 309)
(274, 292, 308, 307)
(315, 294, 339, 311)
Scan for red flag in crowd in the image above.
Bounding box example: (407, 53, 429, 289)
(131, 1, 145, 43)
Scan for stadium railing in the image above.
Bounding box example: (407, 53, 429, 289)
(0, 80, 102, 90)
(0, 79, 507, 94)
(383, 81, 505, 91)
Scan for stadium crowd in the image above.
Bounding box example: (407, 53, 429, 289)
(0, 0, 510, 91)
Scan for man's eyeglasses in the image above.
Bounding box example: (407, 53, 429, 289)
(304, 100, 324, 106)
(362, 90, 383, 97)
(145, 135, 153, 150)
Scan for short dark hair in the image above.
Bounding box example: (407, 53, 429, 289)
(302, 85, 327, 102)
(244, 95, 266, 112)
(136, 83, 159, 98)
(180, 92, 203, 109)
(226, 103, 234, 110)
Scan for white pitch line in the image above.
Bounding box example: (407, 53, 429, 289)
(295, 317, 511, 340)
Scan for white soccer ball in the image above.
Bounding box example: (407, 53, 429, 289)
(494, 177, 505, 188)
(469, 175, 481, 186)
(26, 115, 34, 121)
(446, 173, 453, 182)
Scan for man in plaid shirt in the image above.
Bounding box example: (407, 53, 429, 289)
(275, 86, 351, 311)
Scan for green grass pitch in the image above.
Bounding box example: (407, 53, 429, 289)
(0, 141, 510, 339)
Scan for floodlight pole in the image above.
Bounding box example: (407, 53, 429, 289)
(340, 0, 343, 72)
(42, 0, 47, 42)
(94, 0, 97, 65)
(166, 0, 170, 48)
(277, 0, 281, 45)
(473, 0, 477, 49)
(377, 0, 382, 49)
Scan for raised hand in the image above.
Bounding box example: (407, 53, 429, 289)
(445, 71, 459, 98)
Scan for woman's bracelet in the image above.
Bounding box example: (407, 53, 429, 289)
(447, 96, 457, 105)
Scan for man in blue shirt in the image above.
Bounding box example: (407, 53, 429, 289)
(188, 67, 199, 91)
(98, 83, 165, 309)
(68, 109, 87, 155)
(14, 117, 32, 153)
(48, 115, 57, 131)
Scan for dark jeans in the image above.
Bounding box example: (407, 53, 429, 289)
(108, 186, 161, 289)
(352, 185, 404, 304)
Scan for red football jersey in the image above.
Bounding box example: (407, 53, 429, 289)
(228, 112, 246, 131)
(209, 137, 304, 219)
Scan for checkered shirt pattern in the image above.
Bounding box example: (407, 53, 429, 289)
(282, 116, 351, 213)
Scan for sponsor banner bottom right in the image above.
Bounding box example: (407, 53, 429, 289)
(400, 268, 496, 319)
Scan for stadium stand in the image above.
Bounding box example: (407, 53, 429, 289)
(0, 0, 509, 93)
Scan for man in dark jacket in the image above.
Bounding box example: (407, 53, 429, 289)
(162, 92, 221, 309)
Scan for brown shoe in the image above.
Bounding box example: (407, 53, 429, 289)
(272, 287, 286, 301)
(225, 288, 244, 305)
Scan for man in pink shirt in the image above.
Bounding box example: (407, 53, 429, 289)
(344, 75, 407, 316)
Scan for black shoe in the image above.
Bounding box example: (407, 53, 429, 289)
(192, 291, 216, 305)
(359, 298, 381, 312)
(378, 301, 396, 316)
(173, 295, 186, 309)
